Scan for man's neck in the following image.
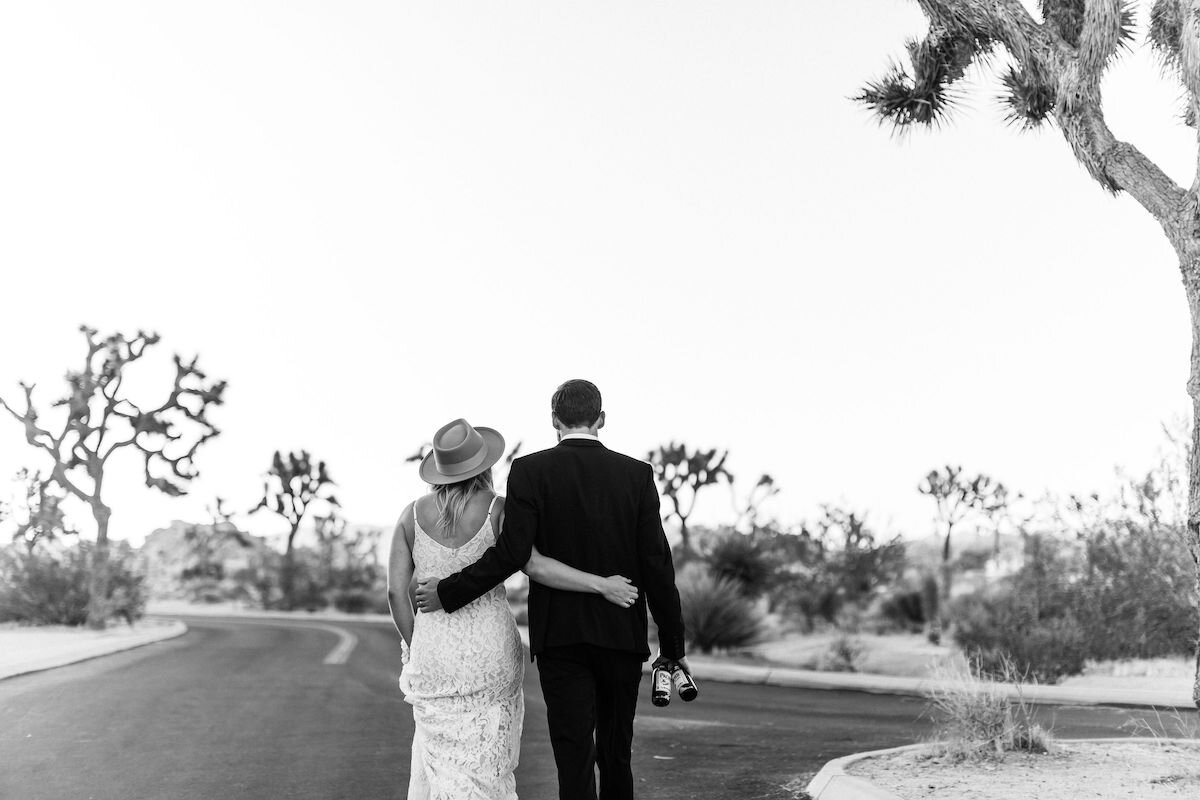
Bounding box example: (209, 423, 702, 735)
(558, 427, 599, 441)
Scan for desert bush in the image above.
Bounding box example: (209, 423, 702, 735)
(331, 588, 389, 614)
(924, 656, 1052, 761)
(877, 588, 926, 633)
(229, 565, 278, 608)
(332, 589, 369, 613)
(676, 562, 764, 653)
(0, 541, 145, 625)
(952, 512, 1195, 679)
(278, 551, 327, 611)
(821, 632, 864, 672)
(704, 529, 777, 598)
(951, 589, 1087, 684)
(759, 509, 906, 631)
(1070, 525, 1196, 661)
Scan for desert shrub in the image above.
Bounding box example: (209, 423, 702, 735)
(770, 569, 841, 631)
(759, 508, 906, 631)
(951, 589, 1087, 684)
(676, 562, 764, 653)
(821, 632, 864, 672)
(704, 529, 777, 598)
(332, 589, 370, 613)
(953, 548, 992, 573)
(0, 541, 145, 625)
(229, 565, 278, 609)
(925, 656, 1052, 761)
(279, 553, 327, 611)
(331, 588, 390, 614)
(878, 588, 926, 633)
(1070, 526, 1196, 661)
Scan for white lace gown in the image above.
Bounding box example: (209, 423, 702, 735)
(398, 511, 525, 800)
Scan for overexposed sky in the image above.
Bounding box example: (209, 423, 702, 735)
(0, 1, 1193, 549)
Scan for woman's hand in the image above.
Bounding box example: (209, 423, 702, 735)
(597, 575, 639, 608)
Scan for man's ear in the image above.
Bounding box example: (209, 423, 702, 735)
(595, 411, 606, 431)
(551, 413, 563, 431)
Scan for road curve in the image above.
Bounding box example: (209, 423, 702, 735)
(0, 616, 1170, 800)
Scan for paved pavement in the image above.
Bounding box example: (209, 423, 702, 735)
(0, 614, 1190, 800)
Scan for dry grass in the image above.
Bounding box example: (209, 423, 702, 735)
(1121, 706, 1200, 741)
(819, 632, 864, 673)
(922, 655, 1053, 761)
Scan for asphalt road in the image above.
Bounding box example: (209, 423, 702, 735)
(0, 616, 1177, 800)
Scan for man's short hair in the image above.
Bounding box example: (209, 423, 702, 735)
(551, 379, 602, 428)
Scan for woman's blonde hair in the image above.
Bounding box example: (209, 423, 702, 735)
(431, 469, 494, 533)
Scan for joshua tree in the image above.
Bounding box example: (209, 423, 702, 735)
(252, 450, 339, 608)
(0, 326, 225, 628)
(917, 466, 1008, 643)
(1, 469, 77, 552)
(860, 0, 1200, 704)
(648, 442, 733, 558)
(731, 473, 781, 534)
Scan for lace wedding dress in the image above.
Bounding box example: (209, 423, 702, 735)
(399, 498, 525, 800)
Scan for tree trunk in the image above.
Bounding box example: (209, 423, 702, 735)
(281, 524, 301, 610)
(675, 519, 692, 565)
(85, 504, 112, 630)
(927, 527, 954, 646)
(1184, 267, 1200, 708)
(921, 571, 941, 645)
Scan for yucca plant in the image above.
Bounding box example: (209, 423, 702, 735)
(676, 563, 764, 653)
(861, 0, 1200, 706)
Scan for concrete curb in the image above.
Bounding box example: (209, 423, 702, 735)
(805, 738, 1198, 800)
(147, 608, 1196, 710)
(0, 620, 189, 681)
(806, 743, 918, 800)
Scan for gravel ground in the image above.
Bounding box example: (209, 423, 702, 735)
(851, 741, 1200, 799)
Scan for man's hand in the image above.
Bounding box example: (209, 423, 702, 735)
(654, 652, 691, 676)
(414, 578, 444, 613)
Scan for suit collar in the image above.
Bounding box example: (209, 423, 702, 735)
(557, 438, 604, 448)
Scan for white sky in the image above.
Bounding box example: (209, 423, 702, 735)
(0, 1, 1194, 549)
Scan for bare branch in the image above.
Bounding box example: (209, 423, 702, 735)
(1072, 114, 1189, 220)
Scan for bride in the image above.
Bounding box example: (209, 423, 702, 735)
(387, 418, 638, 800)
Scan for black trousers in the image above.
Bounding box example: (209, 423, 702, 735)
(536, 644, 645, 800)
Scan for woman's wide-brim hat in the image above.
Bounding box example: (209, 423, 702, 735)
(419, 418, 505, 486)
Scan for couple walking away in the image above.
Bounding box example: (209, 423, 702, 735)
(387, 379, 691, 800)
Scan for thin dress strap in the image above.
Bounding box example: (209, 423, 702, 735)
(486, 494, 499, 517)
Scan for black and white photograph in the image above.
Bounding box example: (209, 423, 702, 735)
(2, 2, 1199, 798)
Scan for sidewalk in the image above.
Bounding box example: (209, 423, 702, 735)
(0, 619, 187, 681)
(3, 603, 1195, 709)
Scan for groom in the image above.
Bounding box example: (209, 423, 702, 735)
(415, 379, 688, 800)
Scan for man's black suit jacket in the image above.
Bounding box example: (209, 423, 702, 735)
(436, 438, 686, 662)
